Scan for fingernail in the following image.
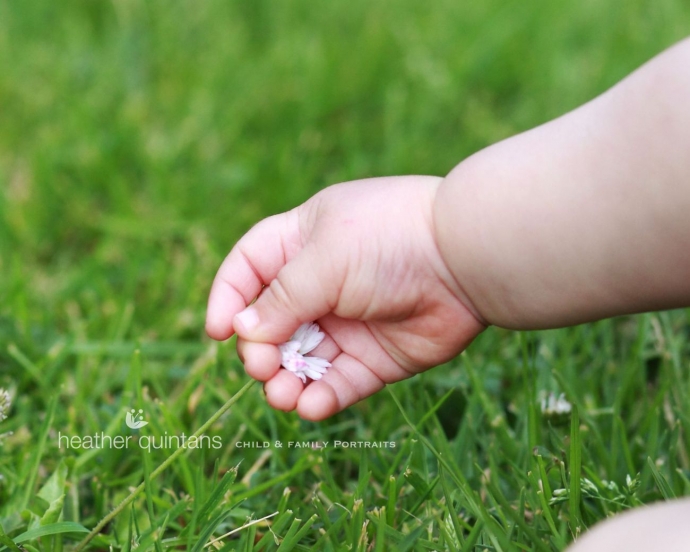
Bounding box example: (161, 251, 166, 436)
(234, 307, 259, 334)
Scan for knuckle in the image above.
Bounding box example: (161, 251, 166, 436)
(267, 274, 297, 311)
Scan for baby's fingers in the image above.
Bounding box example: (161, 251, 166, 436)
(232, 244, 342, 344)
(296, 354, 387, 420)
(236, 340, 282, 381)
(205, 211, 301, 340)
(261, 352, 386, 419)
(264, 370, 305, 411)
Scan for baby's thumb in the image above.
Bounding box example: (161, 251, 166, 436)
(232, 245, 337, 343)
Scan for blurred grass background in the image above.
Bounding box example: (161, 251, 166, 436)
(1, 0, 688, 341)
(1, 0, 690, 550)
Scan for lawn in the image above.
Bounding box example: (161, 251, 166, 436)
(1, 1, 690, 550)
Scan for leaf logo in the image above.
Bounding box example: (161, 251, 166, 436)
(126, 409, 149, 429)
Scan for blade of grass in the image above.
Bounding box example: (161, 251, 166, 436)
(521, 333, 540, 452)
(528, 460, 562, 546)
(569, 405, 582, 533)
(374, 507, 387, 552)
(439, 464, 466, 548)
(9, 522, 89, 544)
(20, 393, 57, 509)
(142, 445, 163, 552)
(437, 515, 459, 552)
(276, 513, 318, 552)
(460, 520, 484, 552)
(193, 507, 241, 552)
(0, 536, 22, 552)
(198, 465, 239, 522)
(252, 510, 294, 550)
(646, 457, 675, 499)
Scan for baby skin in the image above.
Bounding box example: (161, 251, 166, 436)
(206, 37, 690, 421)
(207, 37, 690, 551)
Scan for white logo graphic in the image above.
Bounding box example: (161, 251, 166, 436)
(126, 409, 148, 429)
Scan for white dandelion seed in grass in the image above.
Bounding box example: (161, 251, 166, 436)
(540, 392, 572, 416)
(0, 388, 11, 422)
(279, 322, 331, 384)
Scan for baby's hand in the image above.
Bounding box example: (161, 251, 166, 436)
(206, 176, 485, 420)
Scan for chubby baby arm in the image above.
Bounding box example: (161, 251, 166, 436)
(435, 37, 690, 330)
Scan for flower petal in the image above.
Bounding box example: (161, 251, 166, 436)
(292, 322, 325, 354)
(302, 356, 331, 380)
(278, 323, 330, 383)
(295, 371, 307, 383)
(281, 348, 308, 373)
(279, 341, 301, 354)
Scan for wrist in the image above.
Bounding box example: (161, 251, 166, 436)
(433, 153, 517, 328)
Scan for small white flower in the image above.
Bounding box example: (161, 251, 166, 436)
(0, 389, 11, 422)
(540, 392, 572, 416)
(279, 322, 331, 384)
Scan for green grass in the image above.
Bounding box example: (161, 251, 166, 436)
(1, 0, 690, 550)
